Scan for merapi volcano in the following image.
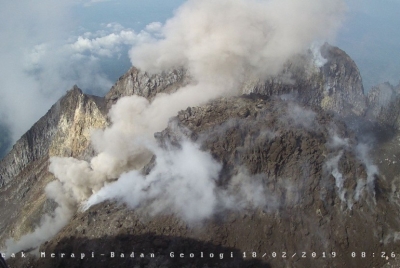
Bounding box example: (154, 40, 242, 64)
(1, 43, 400, 267)
(1, 0, 400, 267)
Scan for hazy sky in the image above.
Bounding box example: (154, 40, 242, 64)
(0, 0, 399, 142)
(338, 0, 400, 90)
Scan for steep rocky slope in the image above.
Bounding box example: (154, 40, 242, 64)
(0, 87, 107, 186)
(106, 44, 367, 119)
(20, 96, 400, 268)
(105, 67, 190, 110)
(0, 87, 108, 244)
(366, 82, 400, 130)
(241, 43, 367, 117)
(1, 45, 400, 268)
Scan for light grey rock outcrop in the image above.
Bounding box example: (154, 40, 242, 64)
(367, 82, 400, 129)
(0, 85, 108, 245)
(320, 44, 367, 116)
(0, 86, 107, 187)
(3, 43, 397, 268)
(104, 44, 367, 119)
(105, 67, 190, 109)
(245, 43, 367, 117)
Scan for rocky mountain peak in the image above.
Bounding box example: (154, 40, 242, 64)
(231, 43, 367, 117)
(105, 67, 190, 110)
(105, 45, 367, 118)
(0, 85, 107, 187)
(1, 45, 400, 268)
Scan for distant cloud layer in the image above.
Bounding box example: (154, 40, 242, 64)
(0, 0, 157, 143)
(0, 0, 74, 142)
(69, 23, 154, 57)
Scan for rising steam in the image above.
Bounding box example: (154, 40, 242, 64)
(84, 139, 222, 223)
(130, 0, 345, 83)
(2, 0, 347, 256)
(3, 181, 74, 256)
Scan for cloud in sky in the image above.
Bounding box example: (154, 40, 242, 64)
(1, 0, 399, 146)
(69, 23, 154, 57)
(0, 0, 156, 143)
(25, 22, 158, 96)
(0, 0, 75, 142)
(130, 0, 345, 84)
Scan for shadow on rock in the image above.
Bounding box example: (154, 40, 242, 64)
(9, 233, 271, 268)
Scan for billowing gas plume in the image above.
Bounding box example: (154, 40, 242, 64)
(84, 139, 222, 223)
(3, 181, 74, 256)
(324, 129, 378, 210)
(130, 0, 345, 84)
(3, 0, 347, 255)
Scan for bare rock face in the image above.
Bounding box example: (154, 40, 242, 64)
(0, 86, 107, 187)
(27, 96, 398, 268)
(157, 96, 397, 268)
(319, 44, 367, 116)
(104, 44, 367, 118)
(0, 86, 107, 245)
(244, 43, 367, 117)
(105, 67, 191, 110)
(1, 44, 400, 268)
(367, 82, 400, 129)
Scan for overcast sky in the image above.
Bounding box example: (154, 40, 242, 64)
(0, 0, 399, 143)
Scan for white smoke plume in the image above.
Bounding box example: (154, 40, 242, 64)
(354, 143, 378, 201)
(284, 104, 318, 130)
(324, 129, 379, 209)
(84, 139, 222, 223)
(3, 0, 347, 255)
(130, 0, 345, 84)
(53, 0, 347, 206)
(311, 42, 328, 67)
(325, 151, 348, 205)
(2, 181, 74, 257)
(83, 153, 291, 224)
(324, 129, 352, 208)
(221, 170, 280, 212)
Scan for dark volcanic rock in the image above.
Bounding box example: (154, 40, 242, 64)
(105, 67, 191, 110)
(245, 43, 367, 117)
(0, 86, 107, 187)
(320, 44, 367, 116)
(0, 86, 107, 245)
(2, 44, 400, 268)
(367, 82, 400, 129)
(105, 44, 367, 118)
(27, 96, 399, 268)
